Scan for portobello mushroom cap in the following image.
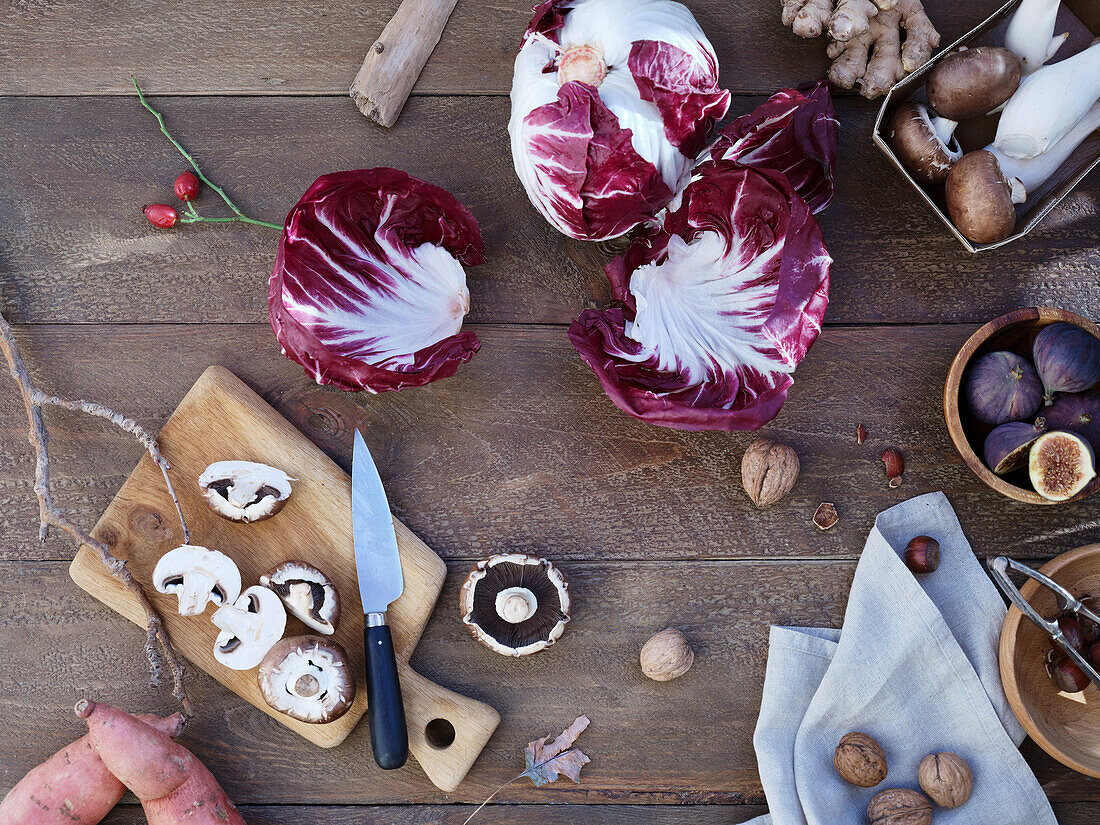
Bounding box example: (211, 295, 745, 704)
(199, 460, 294, 523)
(258, 636, 355, 724)
(927, 46, 1022, 120)
(946, 150, 1025, 244)
(459, 554, 571, 657)
(887, 101, 962, 184)
(260, 561, 340, 635)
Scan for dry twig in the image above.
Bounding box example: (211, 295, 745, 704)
(0, 308, 192, 714)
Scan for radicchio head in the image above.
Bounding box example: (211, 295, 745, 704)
(268, 168, 485, 392)
(569, 159, 831, 430)
(509, 0, 730, 241)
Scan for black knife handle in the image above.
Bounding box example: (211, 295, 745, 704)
(364, 618, 408, 770)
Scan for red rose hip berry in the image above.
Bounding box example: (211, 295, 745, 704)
(174, 171, 200, 202)
(143, 204, 179, 228)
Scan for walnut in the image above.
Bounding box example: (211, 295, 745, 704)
(918, 751, 972, 809)
(867, 788, 933, 825)
(639, 628, 694, 681)
(741, 438, 800, 506)
(834, 732, 887, 787)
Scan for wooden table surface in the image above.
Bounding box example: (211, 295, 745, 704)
(1, 1, 1098, 822)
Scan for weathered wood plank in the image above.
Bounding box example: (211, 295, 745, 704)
(2, 561, 1097, 805)
(2, 324, 1099, 565)
(0, 1, 1005, 97)
(1, 95, 1096, 327)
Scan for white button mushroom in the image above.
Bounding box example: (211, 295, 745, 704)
(211, 586, 288, 671)
(152, 545, 242, 616)
(198, 461, 294, 524)
(260, 561, 341, 635)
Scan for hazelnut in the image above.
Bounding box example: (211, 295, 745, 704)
(904, 536, 940, 574)
(834, 732, 887, 787)
(867, 788, 932, 825)
(918, 752, 973, 809)
(741, 438, 800, 507)
(640, 628, 694, 681)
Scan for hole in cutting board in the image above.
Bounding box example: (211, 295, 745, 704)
(425, 717, 456, 749)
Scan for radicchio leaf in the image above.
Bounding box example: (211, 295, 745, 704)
(268, 168, 484, 393)
(510, 0, 730, 241)
(570, 160, 831, 431)
(701, 81, 839, 214)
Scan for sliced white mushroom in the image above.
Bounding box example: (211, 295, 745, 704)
(260, 561, 340, 635)
(211, 586, 287, 671)
(257, 636, 355, 724)
(199, 461, 294, 523)
(152, 545, 242, 616)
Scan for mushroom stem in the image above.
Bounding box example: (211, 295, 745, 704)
(986, 100, 1100, 197)
(1005, 0, 1068, 74)
(929, 115, 958, 146)
(496, 587, 538, 624)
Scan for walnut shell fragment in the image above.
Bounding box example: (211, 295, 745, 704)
(834, 731, 887, 787)
(741, 438, 800, 507)
(813, 502, 839, 530)
(867, 788, 932, 825)
(640, 628, 694, 681)
(918, 751, 972, 809)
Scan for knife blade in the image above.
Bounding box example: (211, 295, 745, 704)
(352, 429, 409, 770)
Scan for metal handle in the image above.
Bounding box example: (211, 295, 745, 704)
(364, 613, 409, 770)
(989, 557, 1100, 689)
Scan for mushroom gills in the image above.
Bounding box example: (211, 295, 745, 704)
(257, 636, 355, 724)
(468, 559, 568, 653)
(260, 561, 340, 635)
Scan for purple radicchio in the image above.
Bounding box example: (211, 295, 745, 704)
(569, 159, 831, 430)
(268, 168, 485, 392)
(699, 81, 839, 214)
(509, 0, 730, 241)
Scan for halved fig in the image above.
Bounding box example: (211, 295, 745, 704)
(983, 421, 1044, 475)
(1028, 430, 1097, 501)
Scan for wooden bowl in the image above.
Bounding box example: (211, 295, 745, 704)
(944, 307, 1100, 505)
(1000, 544, 1100, 777)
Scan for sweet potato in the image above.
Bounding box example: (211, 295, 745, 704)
(0, 712, 184, 824)
(76, 700, 245, 825)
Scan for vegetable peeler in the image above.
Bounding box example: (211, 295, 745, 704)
(989, 556, 1100, 689)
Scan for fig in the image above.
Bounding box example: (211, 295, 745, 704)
(1039, 387, 1100, 452)
(983, 421, 1044, 474)
(963, 351, 1043, 425)
(1033, 323, 1100, 403)
(1028, 430, 1097, 501)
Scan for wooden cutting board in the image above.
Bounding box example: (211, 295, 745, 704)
(70, 366, 499, 792)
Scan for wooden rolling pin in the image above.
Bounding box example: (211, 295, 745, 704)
(350, 0, 459, 127)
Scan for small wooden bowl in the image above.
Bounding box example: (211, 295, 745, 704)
(944, 307, 1100, 505)
(1000, 544, 1100, 778)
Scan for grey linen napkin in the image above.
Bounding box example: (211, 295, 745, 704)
(745, 492, 1056, 825)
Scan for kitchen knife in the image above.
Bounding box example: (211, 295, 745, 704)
(352, 429, 409, 770)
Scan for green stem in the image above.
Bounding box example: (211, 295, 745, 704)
(132, 76, 280, 231)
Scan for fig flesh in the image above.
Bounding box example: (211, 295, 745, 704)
(1033, 323, 1100, 403)
(1028, 430, 1096, 501)
(964, 350, 1043, 425)
(1039, 387, 1100, 452)
(983, 421, 1044, 474)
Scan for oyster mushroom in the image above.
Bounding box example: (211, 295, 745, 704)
(210, 585, 287, 671)
(459, 554, 570, 657)
(152, 545, 241, 616)
(198, 461, 294, 523)
(887, 102, 962, 184)
(260, 561, 340, 635)
(945, 150, 1025, 244)
(258, 636, 355, 724)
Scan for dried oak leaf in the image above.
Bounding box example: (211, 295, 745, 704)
(523, 714, 591, 787)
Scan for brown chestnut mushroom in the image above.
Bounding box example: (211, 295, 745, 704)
(887, 102, 962, 184)
(945, 150, 1025, 244)
(261, 561, 340, 635)
(926, 46, 1022, 120)
(198, 460, 294, 523)
(459, 554, 570, 657)
(257, 636, 355, 723)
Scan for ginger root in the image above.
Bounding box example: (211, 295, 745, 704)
(781, 0, 939, 98)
